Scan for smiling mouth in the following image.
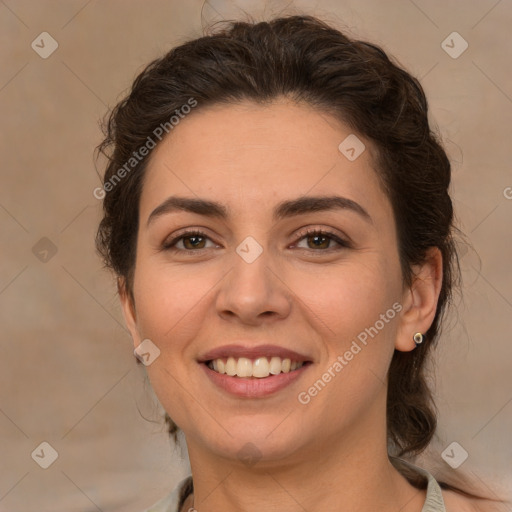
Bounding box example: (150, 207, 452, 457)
(205, 356, 310, 378)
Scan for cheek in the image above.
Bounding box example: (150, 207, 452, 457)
(134, 267, 209, 343)
(296, 258, 401, 345)
(131, 265, 212, 428)
(291, 260, 401, 424)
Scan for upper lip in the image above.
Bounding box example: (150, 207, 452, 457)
(198, 344, 312, 363)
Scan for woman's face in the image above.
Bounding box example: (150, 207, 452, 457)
(121, 99, 417, 464)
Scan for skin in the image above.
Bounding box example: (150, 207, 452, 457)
(120, 98, 445, 512)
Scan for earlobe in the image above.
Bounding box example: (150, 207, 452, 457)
(118, 277, 142, 349)
(395, 247, 443, 352)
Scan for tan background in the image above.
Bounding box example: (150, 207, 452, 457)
(1, 0, 511, 510)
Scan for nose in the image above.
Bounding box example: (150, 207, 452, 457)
(215, 243, 292, 326)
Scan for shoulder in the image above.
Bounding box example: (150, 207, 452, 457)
(442, 489, 478, 512)
(391, 457, 510, 512)
(442, 488, 510, 512)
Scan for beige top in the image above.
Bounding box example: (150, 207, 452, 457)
(142, 458, 446, 512)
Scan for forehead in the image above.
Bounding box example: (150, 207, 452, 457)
(140, 99, 389, 221)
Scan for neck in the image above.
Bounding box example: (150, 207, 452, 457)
(183, 394, 426, 512)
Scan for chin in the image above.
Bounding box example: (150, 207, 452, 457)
(190, 414, 311, 466)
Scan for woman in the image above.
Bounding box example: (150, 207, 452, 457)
(95, 14, 506, 512)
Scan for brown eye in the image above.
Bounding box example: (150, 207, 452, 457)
(305, 233, 331, 249)
(163, 230, 215, 251)
(181, 234, 207, 250)
(294, 229, 350, 251)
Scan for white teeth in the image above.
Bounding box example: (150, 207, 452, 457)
(269, 356, 282, 375)
(225, 357, 237, 376)
(252, 357, 270, 378)
(208, 356, 304, 378)
(236, 357, 252, 377)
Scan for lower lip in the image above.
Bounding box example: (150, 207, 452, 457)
(200, 363, 311, 398)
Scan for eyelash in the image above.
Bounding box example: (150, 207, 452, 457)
(162, 228, 351, 254)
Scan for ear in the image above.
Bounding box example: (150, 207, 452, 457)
(395, 247, 443, 352)
(118, 277, 142, 350)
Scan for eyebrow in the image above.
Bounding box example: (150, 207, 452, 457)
(146, 195, 372, 227)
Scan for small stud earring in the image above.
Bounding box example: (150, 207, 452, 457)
(413, 332, 424, 345)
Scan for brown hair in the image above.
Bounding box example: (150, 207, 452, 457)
(96, 15, 458, 464)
